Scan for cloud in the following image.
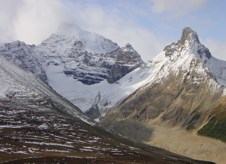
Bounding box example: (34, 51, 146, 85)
(0, 0, 66, 44)
(151, 0, 206, 18)
(0, 0, 24, 42)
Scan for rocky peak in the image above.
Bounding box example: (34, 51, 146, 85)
(164, 27, 211, 59)
(179, 27, 200, 45)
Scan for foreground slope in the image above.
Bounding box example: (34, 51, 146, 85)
(102, 27, 226, 164)
(1, 105, 211, 164)
(0, 56, 210, 163)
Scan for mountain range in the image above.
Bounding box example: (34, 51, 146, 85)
(0, 41, 209, 163)
(0, 24, 225, 163)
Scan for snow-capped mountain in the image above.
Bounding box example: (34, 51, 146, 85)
(104, 27, 226, 129)
(37, 24, 143, 85)
(32, 24, 146, 114)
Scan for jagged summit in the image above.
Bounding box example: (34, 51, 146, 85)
(179, 27, 200, 45)
(149, 27, 226, 88)
(164, 27, 211, 59)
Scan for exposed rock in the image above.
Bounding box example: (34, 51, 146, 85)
(165, 27, 211, 60)
(179, 27, 200, 45)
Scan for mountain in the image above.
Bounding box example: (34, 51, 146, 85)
(34, 24, 148, 114)
(0, 47, 211, 163)
(37, 24, 143, 85)
(101, 27, 226, 164)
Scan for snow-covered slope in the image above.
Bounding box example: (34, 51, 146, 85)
(56, 24, 119, 54)
(0, 55, 93, 125)
(0, 41, 47, 81)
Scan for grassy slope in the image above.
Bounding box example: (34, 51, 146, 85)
(198, 111, 226, 142)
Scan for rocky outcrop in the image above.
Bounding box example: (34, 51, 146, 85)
(107, 44, 144, 83)
(164, 27, 211, 59)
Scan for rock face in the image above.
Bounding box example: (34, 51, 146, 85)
(37, 25, 143, 85)
(164, 27, 212, 59)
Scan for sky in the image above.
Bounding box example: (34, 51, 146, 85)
(0, 0, 225, 62)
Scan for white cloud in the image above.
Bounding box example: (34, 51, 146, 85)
(151, 0, 206, 18)
(0, 0, 23, 42)
(0, 0, 66, 44)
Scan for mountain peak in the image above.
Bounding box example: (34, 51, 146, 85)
(179, 27, 200, 45)
(164, 27, 212, 59)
